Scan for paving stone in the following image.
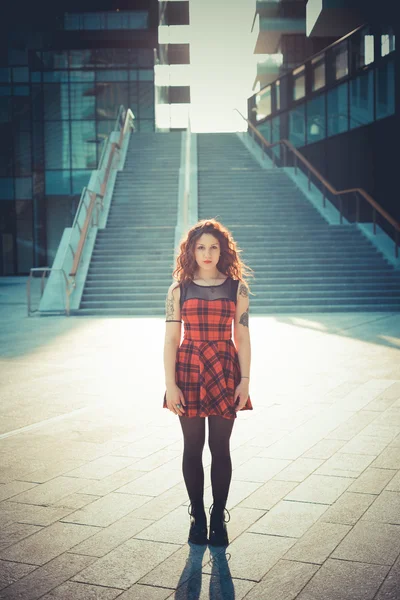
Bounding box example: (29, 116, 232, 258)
(302, 438, 346, 459)
(0, 501, 74, 529)
(72, 538, 181, 589)
(385, 470, 400, 492)
(242, 559, 319, 600)
(249, 500, 328, 537)
(77, 467, 145, 496)
(129, 484, 186, 520)
(135, 505, 193, 545)
(360, 491, 400, 524)
(203, 532, 294, 581)
(9, 476, 94, 506)
(0, 522, 99, 565)
(272, 457, 324, 482)
(231, 457, 291, 482)
(117, 585, 173, 600)
(296, 558, 389, 600)
(332, 521, 400, 565)
(0, 481, 37, 502)
(0, 560, 37, 591)
(50, 493, 102, 510)
(39, 581, 122, 599)
(109, 437, 174, 459)
(375, 554, 400, 600)
(314, 452, 375, 478)
(61, 492, 150, 527)
(325, 411, 378, 441)
(321, 492, 376, 525)
(116, 462, 183, 496)
(347, 467, 397, 494)
(122, 448, 181, 471)
(339, 435, 391, 456)
(237, 479, 297, 510)
(70, 513, 153, 557)
(285, 474, 352, 504)
(0, 522, 43, 552)
(203, 479, 261, 510)
(18, 460, 86, 484)
(65, 455, 136, 480)
(0, 552, 96, 600)
(284, 521, 351, 564)
(170, 572, 255, 599)
(371, 447, 400, 469)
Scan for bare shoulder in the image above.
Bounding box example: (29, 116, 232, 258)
(167, 281, 181, 300)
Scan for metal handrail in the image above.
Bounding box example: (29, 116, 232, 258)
(27, 105, 135, 316)
(235, 108, 400, 257)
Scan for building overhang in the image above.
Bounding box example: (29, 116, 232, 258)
(306, 0, 363, 37)
(253, 15, 306, 54)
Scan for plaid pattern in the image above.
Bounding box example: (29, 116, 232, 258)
(163, 295, 253, 420)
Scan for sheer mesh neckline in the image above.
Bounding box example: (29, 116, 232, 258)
(191, 278, 229, 288)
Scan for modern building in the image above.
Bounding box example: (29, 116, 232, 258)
(0, 0, 190, 276)
(248, 0, 397, 234)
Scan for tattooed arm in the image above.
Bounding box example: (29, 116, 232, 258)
(233, 281, 251, 383)
(164, 282, 182, 388)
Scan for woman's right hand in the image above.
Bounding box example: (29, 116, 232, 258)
(165, 384, 186, 416)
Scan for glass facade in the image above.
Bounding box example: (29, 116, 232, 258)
(253, 24, 395, 153)
(0, 14, 157, 275)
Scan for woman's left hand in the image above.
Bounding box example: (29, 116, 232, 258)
(234, 380, 249, 411)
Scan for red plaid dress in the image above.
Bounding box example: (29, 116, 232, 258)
(163, 277, 253, 419)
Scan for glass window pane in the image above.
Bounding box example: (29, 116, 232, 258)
(327, 83, 348, 137)
(32, 121, 44, 168)
(43, 72, 69, 83)
(13, 86, 29, 96)
(45, 122, 71, 169)
(14, 132, 32, 176)
(45, 171, 71, 195)
(350, 70, 373, 129)
(0, 86, 12, 96)
(0, 69, 11, 83)
(71, 121, 97, 169)
(256, 86, 271, 121)
(334, 44, 348, 80)
(8, 48, 28, 65)
(12, 67, 29, 83)
(381, 29, 395, 56)
(83, 13, 104, 30)
(307, 95, 325, 143)
(0, 179, 14, 199)
(138, 82, 154, 118)
(96, 82, 129, 120)
(95, 48, 132, 67)
(271, 115, 280, 143)
(69, 50, 95, 68)
(0, 97, 11, 124)
(139, 70, 154, 81)
(42, 51, 69, 69)
(312, 62, 325, 91)
(70, 84, 96, 119)
(69, 71, 95, 82)
(96, 70, 128, 81)
(15, 177, 32, 199)
(31, 72, 41, 83)
(72, 170, 92, 194)
(257, 120, 271, 144)
(16, 199, 33, 273)
(13, 96, 31, 131)
(293, 74, 305, 101)
(0, 126, 13, 175)
(43, 84, 70, 120)
(376, 59, 395, 120)
(138, 120, 154, 132)
(138, 49, 153, 68)
(289, 105, 305, 147)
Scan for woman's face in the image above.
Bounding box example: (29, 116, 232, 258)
(194, 233, 221, 271)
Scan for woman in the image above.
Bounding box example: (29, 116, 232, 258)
(163, 219, 253, 547)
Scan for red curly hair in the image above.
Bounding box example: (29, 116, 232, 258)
(172, 219, 254, 289)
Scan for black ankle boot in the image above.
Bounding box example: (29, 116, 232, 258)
(188, 503, 208, 545)
(208, 503, 230, 547)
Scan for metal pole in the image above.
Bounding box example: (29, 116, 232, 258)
(339, 195, 343, 224)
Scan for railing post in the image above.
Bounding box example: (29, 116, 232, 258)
(294, 154, 297, 175)
(339, 195, 343, 224)
(308, 168, 311, 191)
(373, 209, 377, 234)
(283, 144, 287, 167)
(395, 230, 399, 258)
(322, 187, 326, 208)
(272, 151, 276, 168)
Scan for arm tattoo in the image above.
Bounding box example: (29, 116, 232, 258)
(239, 308, 249, 327)
(166, 294, 175, 320)
(239, 283, 248, 298)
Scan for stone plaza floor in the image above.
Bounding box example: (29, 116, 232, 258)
(0, 277, 400, 599)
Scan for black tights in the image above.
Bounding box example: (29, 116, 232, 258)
(179, 415, 235, 515)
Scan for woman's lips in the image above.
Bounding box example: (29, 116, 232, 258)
(204, 260, 212, 263)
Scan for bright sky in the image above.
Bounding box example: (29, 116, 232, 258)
(157, 0, 258, 132)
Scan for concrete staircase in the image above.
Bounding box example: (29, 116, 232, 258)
(198, 133, 400, 313)
(79, 132, 181, 316)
